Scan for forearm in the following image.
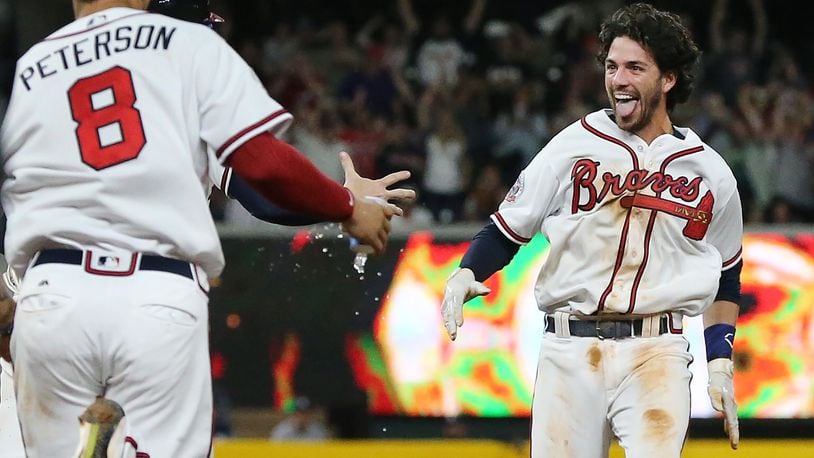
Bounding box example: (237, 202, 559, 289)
(460, 222, 520, 282)
(703, 300, 739, 327)
(226, 171, 323, 226)
(226, 132, 353, 222)
(703, 300, 739, 362)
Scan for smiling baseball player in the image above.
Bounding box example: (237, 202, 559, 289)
(441, 4, 741, 457)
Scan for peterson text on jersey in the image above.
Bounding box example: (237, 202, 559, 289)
(18, 24, 177, 91)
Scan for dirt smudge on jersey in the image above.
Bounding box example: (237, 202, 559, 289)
(587, 344, 602, 372)
(643, 408, 674, 442)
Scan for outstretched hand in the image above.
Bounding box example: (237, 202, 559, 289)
(707, 358, 739, 450)
(440, 268, 491, 341)
(340, 152, 416, 211)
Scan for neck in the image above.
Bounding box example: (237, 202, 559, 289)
(74, 0, 144, 18)
(636, 110, 673, 145)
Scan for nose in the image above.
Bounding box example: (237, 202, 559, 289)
(611, 67, 630, 87)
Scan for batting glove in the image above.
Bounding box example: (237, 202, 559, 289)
(707, 358, 739, 450)
(440, 268, 490, 341)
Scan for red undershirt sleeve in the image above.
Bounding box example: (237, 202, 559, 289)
(224, 132, 354, 222)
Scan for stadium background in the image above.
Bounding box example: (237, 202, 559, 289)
(1, 0, 813, 456)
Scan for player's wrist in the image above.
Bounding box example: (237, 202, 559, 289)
(340, 187, 357, 222)
(707, 358, 734, 376)
(704, 323, 736, 361)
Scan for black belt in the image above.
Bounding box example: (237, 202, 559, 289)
(32, 249, 194, 280)
(545, 315, 676, 339)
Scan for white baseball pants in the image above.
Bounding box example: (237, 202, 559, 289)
(0, 358, 25, 458)
(531, 331, 692, 458)
(11, 252, 213, 458)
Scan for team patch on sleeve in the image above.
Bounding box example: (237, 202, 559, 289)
(505, 172, 525, 203)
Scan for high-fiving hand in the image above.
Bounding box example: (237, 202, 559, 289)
(338, 151, 417, 255)
(707, 358, 739, 450)
(341, 152, 416, 210)
(440, 268, 491, 341)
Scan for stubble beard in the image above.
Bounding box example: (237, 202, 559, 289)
(616, 88, 662, 135)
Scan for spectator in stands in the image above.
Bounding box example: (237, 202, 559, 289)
(766, 89, 814, 222)
(399, 0, 486, 89)
(376, 118, 425, 183)
(356, 15, 412, 76)
(452, 69, 494, 172)
(463, 164, 506, 222)
(337, 109, 388, 179)
(337, 45, 401, 119)
(419, 99, 470, 222)
(491, 82, 549, 183)
(310, 20, 363, 93)
(390, 184, 434, 231)
(270, 396, 330, 442)
(261, 22, 301, 77)
(705, 0, 768, 105)
(290, 107, 350, 183)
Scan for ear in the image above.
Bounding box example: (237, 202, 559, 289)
(662, 71, 677, 94)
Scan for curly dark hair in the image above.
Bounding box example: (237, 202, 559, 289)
(596, 3, 700, 110)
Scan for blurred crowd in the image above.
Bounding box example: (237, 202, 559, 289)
(0, 0, 13, 118)
(1, 0, 812, 224)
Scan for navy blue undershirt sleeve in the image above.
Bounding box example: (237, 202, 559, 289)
(460, 222, 521, 282)
(715, 260, 742, 304)
(226, 172, 322, 226)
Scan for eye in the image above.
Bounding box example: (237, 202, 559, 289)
(606, 63, 617, 72)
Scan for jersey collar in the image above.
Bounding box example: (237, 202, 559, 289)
(46, 7, 148, 41)
(601, 108, 686, 141)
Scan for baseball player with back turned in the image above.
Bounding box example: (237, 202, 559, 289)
(0, 0, 415, 456)
(442, 4, 742, 457)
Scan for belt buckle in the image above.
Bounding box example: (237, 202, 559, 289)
(85, 251, 137, 275)
(595, 320, 606, 340)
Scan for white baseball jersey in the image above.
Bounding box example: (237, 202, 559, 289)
(1, 7, 293, 278)
(492, 109, 742, 317)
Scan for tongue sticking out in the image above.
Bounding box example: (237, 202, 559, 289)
(616, 100, 638, 118)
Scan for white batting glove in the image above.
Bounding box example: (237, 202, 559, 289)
(707, 358, 739, 450)
(440, 268, 491, 341)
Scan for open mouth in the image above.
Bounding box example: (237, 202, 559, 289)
(614, 94, 639, 118)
